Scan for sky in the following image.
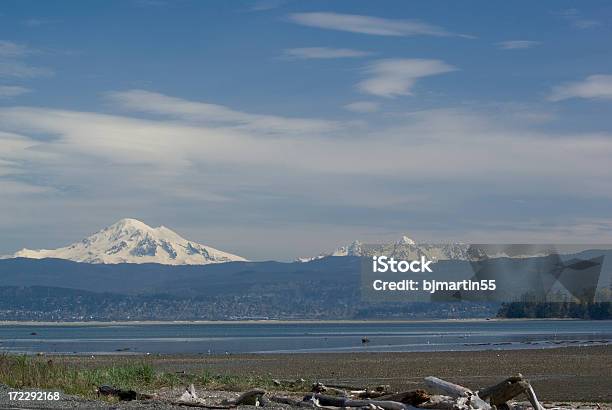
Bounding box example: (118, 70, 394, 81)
(1, 0, 612, 261)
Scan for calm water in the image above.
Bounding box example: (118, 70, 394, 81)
(0, 320, 610, 355)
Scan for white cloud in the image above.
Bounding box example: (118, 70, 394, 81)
(0, 40, 52, 79)
(548, 74, 612, 101)
(344, 101, 380, 113)
(358, 59, 456, 98)
(1, 100, 610, 188)
(0, 40, 35, 58)
(288, 12, 467, 37)
(0, 85, 30, 98)
(556, 9, 602, 29)
(283, 47, 370, 59)
(0, 61, 52, 78)
(497, 40, 540, 50)
(105, 89, 343, 136)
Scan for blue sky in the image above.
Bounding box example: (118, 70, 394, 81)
(1, 0, 612, 260)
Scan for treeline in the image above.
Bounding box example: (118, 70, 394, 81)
(497, 301, 611, 320)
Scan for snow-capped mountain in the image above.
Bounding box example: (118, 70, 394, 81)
(11, 218, 247, 265)
(297, 235, 481, 262)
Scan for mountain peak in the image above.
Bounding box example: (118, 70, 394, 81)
(12, 218, 247, 265)
(397, 235, 416, 245)
(113, 218, 150, 228)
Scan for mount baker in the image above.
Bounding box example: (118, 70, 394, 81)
(9, 218, 247, 265)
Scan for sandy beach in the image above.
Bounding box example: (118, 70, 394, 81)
(50, 345, 611, 403)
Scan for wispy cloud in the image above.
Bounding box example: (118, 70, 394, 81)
(106, 89, 344, 136)
(288, 12, 471, 37)
(0, 40, 35, 58)
(0, 61, 53, 78)
(0, 85, 30, 98)
(497, 40, 541, 50)
(344, 101, 380, 113)
(0, 40, 52, 79)
(556, 9, 602, 29)
(283, 47, 371, 59)
(249, 0, 288, 12)
(22, 18, 59, 27)
(358, 59, 456, 98)
(548, 74, 612, 101)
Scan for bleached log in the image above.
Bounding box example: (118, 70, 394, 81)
(419, 395, 471, 410)
(306, 393, 420, 410)
(524, 383, 545, 410)
(468, 395, 492, 410)
(424, 376, 473, 398)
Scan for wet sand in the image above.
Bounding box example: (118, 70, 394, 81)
(55, 345, 612, 403)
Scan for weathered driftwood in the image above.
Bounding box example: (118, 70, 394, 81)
(222, 388, 267, 406)
(96, 384, 152, 401)
(478, 375, 528, 406)
(375, 389, 430, 406)
(419, 395, 470, 410)
(312, 382, 392, 399)
(468, 395, 491, 410)
(271, 395, 340, 409)
(524, 383, 545, 410)
(477, 373, 544, 410)
(424, 376, 473, 398)
(423, 377, 492, 410)
(173, 384, 236, 408)
(350, 385, 392, 399)
(305, 393, 421, 410)
(312, 382, 349, 396)
(270, 395, 309, 406)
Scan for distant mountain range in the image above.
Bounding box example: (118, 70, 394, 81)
(1, 218, 597, 267)
(8, 218, 247, 265)
(297, 235, 482, 262)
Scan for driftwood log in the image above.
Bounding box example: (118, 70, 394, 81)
(524, 382, 545, 410)
(96, 384, 154, 401)
(375, 389, 430, 406)
(222, 389, 267, 406)
(477, 374, 544, 410)
(270, 395, 314, 407)
(424, 376, 473, 398)
(423, 377, 492, 410)
(172, 384, 235, 408)
(305, 393, 421, 410)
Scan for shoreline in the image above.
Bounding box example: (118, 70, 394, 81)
(0, 317, 590, 326)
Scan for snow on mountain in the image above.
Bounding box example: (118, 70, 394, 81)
(11, 218, 247, 265)
(296, 235, 480, 262)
